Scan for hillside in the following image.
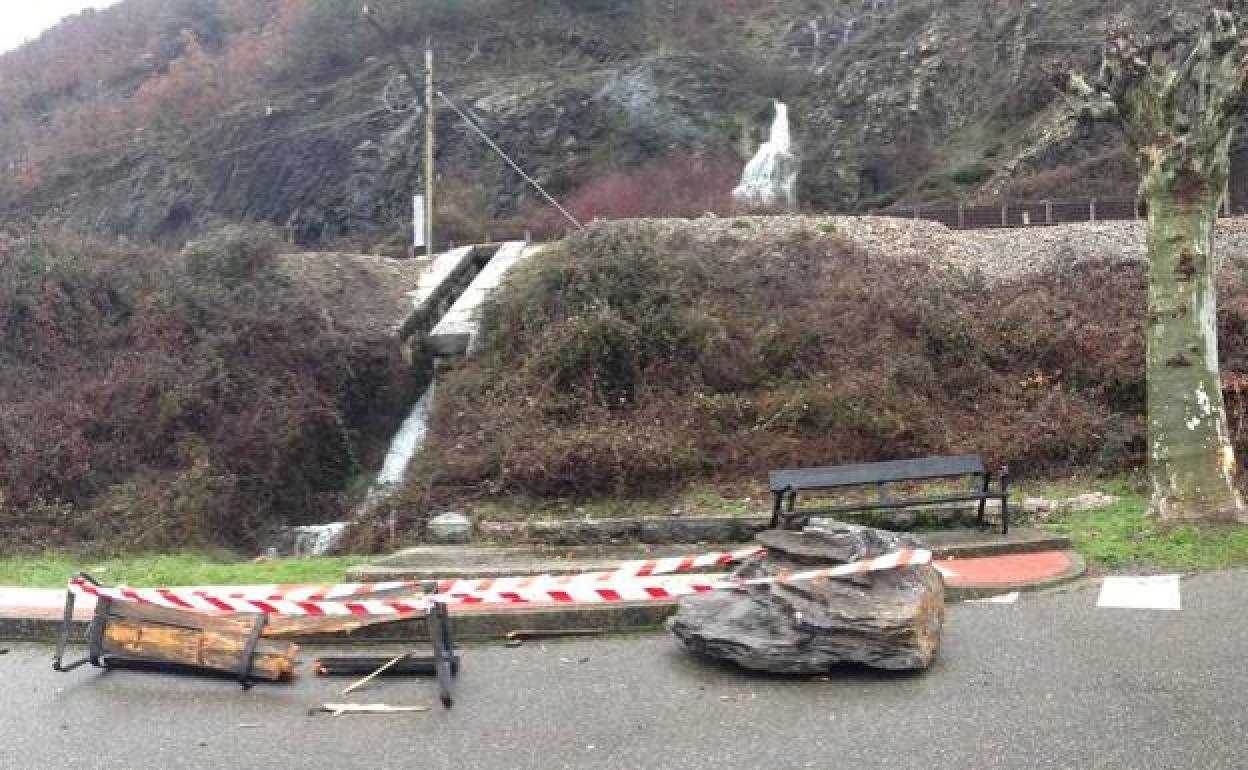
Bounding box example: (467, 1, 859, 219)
(0, 226, 421, 552)
(412, 215, 1248, 510)
(0, 0, 1219, 249)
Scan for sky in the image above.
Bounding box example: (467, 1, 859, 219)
(0, 0, 122, 54)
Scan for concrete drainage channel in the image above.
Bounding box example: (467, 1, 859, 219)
(277, 241, 541, 557)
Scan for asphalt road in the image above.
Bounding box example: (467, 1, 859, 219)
(2, 572, 1246, 770)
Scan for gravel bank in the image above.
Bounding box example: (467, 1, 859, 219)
(605, 215, 1248, 286)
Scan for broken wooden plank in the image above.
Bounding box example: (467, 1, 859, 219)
(100, 602, 298, 681)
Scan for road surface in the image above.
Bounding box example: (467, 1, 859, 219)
(2, 571, 1245, 769)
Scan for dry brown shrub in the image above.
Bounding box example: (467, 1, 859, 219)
(0, 225, 416, 553)
(419, 220, 1244, 504)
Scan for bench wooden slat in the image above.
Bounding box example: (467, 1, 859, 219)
(769, 455, 985, 492)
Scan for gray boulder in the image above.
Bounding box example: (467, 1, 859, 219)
(426, 512, 474, 544)
(666, 520, 945, 673)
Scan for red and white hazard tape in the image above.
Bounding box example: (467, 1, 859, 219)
(68, 546, 767, 609)
(443, 548, 933, 606)
(67, 547, 931, 617)
(430, 545, 765, 597)
(68, 577, 434, 618)
(206, 581, 420, 602)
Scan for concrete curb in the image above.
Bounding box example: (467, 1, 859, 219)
(0, 551, 1086, 644)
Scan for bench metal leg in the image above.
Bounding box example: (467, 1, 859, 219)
(236, 613, 268, 690)
(54, 574, 109, 673)
(999, 466, 1010, 535)
(427, 601, 455, 709)
(769, 491, 785, 529)
(976, 473, 990, 529)
(52, 590, 88, 672)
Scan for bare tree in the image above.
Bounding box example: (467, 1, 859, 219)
(1055, 4, 1248, 522)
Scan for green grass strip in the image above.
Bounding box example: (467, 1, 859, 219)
(0, 551, 366, 588)
(1044, 494, 1248, 571)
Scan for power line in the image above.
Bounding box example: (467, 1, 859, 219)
(436, 90, 582, 230)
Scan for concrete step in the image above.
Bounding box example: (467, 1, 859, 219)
(347, 528, 1070, 582)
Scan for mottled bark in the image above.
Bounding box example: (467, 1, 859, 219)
(1146, 181, 1243, 519)
(1058, 8, 1248, 521)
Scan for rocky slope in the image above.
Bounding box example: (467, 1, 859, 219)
(0, 0, 1222, 247)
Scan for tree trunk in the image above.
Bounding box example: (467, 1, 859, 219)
(1051, 8, 1248, 522)
(1143, 158, 1245, 521)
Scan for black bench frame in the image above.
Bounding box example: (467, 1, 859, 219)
(53, 575, 459, 706)
(768, 455, 1010, 534)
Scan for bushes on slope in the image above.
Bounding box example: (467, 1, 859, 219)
(0, 225, 413, 552)
(423, 221, 1190, 501)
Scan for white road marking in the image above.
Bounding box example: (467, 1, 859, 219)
(969, 591, 1019, 605)
(1096, 575, 1182, 611)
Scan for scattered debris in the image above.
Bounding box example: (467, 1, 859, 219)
(237, 724, 260, 729)
(0, 648, 9, 655)
(719, 693, 758, 702)
(314, 654, 457, 679)
(341, 653, 411, 695)
(313, 703, 430, 716)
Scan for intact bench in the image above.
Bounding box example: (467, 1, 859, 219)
(768, 454, 1010, 534)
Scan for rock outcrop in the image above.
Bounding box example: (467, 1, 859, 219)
(667, 521, 944, 673)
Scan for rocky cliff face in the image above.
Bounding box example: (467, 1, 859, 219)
(1, 0, 1208, 247)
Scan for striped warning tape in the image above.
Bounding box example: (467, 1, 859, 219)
(67, 548, 931, 617)
(68, 577, 435, 618)
(211, 581, 418, 602)
(430, 545, 766, 597)
(68, 546, 767, 607)
(444, 548, 934, 606)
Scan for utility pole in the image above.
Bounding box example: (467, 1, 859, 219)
(361, 5, 435, 257)
(424, 38, 435, 258)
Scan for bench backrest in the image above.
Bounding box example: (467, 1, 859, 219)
(769, 455, 985, 492)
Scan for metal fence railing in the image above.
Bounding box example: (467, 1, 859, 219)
(877, 198, 1157, 230)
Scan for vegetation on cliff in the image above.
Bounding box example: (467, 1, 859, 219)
(1, 0, 1210, 249)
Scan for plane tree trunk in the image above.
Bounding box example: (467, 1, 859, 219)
(1057, 7, 1248, 521)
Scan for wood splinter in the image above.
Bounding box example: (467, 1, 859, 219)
(314, 703, 430, 716)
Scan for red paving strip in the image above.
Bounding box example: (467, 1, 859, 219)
(937, 551, 1073, 587)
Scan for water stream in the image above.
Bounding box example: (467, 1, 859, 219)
(733, 100, 799, 211)
(370, 379, 436, 495)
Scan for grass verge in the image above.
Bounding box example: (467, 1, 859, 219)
(1044, 494, 1248, 572)
(0, 551, 366, 589)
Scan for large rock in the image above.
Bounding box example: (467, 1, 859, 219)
(666, 521, 945, 673)
(426, 512, 474, 544)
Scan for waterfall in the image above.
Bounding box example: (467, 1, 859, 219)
(733, 100, 800, 211)
(272, 381, 435, 558)
(369, 380, 436, 496)
(288, 522, 349, 558)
